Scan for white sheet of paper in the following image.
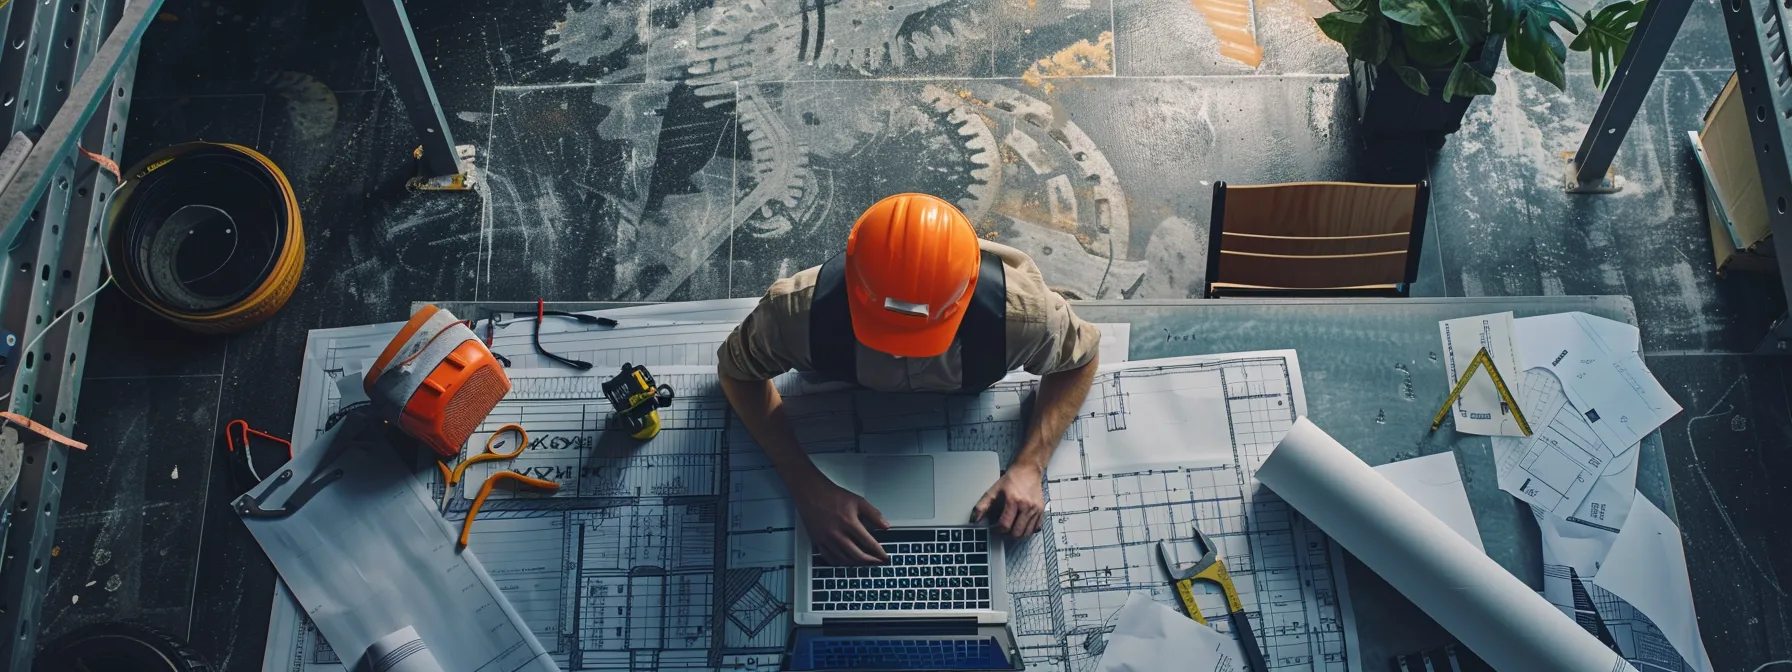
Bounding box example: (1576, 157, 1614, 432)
(1372, 452, 1483, 552)
(1565, 352, 1683, 450)
(1515, 312, 1640, 370)
(1590, 497, 1715, 672)
(1439, 312, 1527, 436)
(1094, 593, 1244, 672)
(366, 626, 446, 672)
(1511, 312, 1678, 449)
(1490, 375, 1608, 516)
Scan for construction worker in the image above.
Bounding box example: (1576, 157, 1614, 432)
(718, 193, 1100, 566)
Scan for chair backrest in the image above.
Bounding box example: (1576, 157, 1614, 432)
(1204, 181, 1429, 297)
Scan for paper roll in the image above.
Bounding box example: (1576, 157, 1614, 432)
(366, 626, 446, 672)
(1258, 418, 1635, 672)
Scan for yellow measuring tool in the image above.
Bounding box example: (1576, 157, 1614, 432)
(1430, 347, 1532, 436)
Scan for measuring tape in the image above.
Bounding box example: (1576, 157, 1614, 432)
(107, 142, 303, 333)
(1430, 347, 1532, 436)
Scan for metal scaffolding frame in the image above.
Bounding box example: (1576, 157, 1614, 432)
(0, 0, 459, 662)
(1719, 0, 1792, 350)
(0, 0, 157, 665)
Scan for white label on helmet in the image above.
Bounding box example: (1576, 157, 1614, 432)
(883, 297, 931, 317)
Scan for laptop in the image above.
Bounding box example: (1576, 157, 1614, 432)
(785, 452, 1024, 672)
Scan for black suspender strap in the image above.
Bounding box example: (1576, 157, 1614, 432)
(957, 250, 1007, 393)
(807, 249, 1008, 392)
(808, 252, 856, 383)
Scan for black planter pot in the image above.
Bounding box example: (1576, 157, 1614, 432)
(1350, 35, 1505, 138)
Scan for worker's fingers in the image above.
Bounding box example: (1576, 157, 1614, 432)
(995, 492, 1020, 534)
(844, 516, 889, 563)
(819, 538, 849, 566)
(835, 531, 883, 565)
(816, 543, 841, 566)
(970, 485, 998, 523)
(860, 498, 891, 530)
(1022, 508, 1044, 537)
(1005, 504, 1033, 538)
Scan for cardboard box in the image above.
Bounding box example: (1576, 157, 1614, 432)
(1696, 73, 1777, 275)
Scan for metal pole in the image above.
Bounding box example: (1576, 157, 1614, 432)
(1719, 0, 1792, 351)
(0, 0, 161, 246)
(1567, 0, 1695, 192)
(361, 0, 461, 179)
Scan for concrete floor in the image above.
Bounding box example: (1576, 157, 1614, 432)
(38, 0, 1792, 669)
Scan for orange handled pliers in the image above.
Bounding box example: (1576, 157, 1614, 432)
(437, 423, 529, 511)
(434, 424, 559, 547)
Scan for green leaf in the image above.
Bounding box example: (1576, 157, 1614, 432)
(1450, 0, 1490, 46)
(1381, 0, 1441, 26)
(1406, 30, 1464, 66)
(1505, 0, 1576, 90)
(1403, 20, 1457, 45)
(1394, 65, 1433, 95)
(1444, 59, 1499, 100)
(1353, 14, 1394, 64)
(1423, 0, 1474, 61)
(1331, 0, 1367, 10)
(1316, 10, 1369, 48)
(1535, 27, 1568, 87)
(1571, 0, 1646, 89)
(1490, 0, 1520, 34)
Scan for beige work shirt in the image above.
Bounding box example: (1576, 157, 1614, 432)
(717, 240, 1100, 392)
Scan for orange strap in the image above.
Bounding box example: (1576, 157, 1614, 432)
(225, 419, 292, 458)
(458, 472, 558, 547)
(76, 145, 120, 183)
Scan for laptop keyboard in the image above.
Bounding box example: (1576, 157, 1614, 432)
(809, 637, 1009, 669)
(810, 528, 993, 612)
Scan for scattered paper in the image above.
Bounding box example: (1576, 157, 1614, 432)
(1094, 593, 1244, 672)
(1526, 459, 1636, 580)
(1511, 312, 1679, 450)
(1373, 452, 1483, 552)
(1590, 497, 1715, 672)
(1438, 312, 1528, 436)
(1490, 375, 1609, 516)
(1514, 312, 1640, 370)
(366, 626, 445, 672)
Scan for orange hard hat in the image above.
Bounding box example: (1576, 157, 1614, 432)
(844, 193, 983, 358)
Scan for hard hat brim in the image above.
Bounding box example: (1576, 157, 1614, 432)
(848, 292, 973, 359)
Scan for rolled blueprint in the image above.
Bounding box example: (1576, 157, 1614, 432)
(365, 626, 445, 672)
(1258, 418, 1636, 672)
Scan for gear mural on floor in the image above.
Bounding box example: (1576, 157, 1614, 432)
(498, 0, 1174, 301)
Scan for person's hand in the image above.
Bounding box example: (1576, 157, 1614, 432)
(795, 478, 890, 565)
(971, 464, 1045, 538)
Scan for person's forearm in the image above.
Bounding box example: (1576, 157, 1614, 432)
(1013, 351, 1099, 473)
(719, 374, 826, 490)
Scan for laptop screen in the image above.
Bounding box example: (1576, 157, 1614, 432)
(783, 625, 1022, 671)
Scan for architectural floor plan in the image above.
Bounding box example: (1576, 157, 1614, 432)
(264, 301, 1351, 672)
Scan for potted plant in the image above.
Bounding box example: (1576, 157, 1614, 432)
(1316, 0, 1646, 137)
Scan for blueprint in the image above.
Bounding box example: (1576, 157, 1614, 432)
(265, 306, 1347, 672)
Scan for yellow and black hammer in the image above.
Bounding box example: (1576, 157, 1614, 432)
(1158, 528, 1267, 672)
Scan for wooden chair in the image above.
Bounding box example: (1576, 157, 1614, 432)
(1204, 181, 1430, 297)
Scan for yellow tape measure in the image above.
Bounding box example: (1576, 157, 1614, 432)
(1430, 347, 1532, 436)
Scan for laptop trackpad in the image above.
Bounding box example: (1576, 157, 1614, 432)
(861, 455, 934, 520)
